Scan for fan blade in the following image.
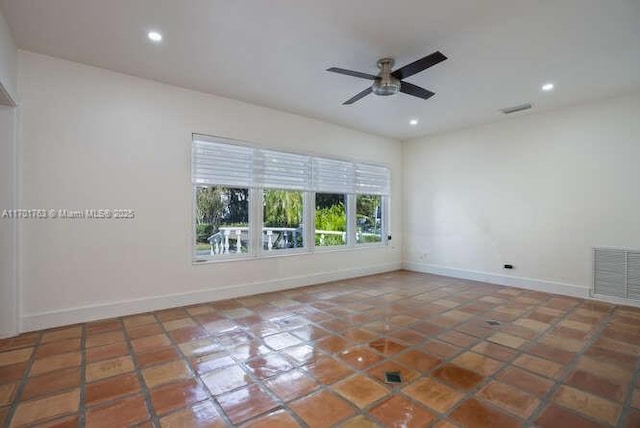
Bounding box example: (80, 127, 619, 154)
(400, 82, 435, 100)
(327, 67, 378, 81)
(392, 51, 447, 80)
(343, 87, 373, 105)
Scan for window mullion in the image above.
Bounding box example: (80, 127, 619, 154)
(250, 187, 263, 256)
(383, 195, 390, 244)
(306, 191, 315, 253)
(192, 185, 199, 260)
(347, 194, 356, 247)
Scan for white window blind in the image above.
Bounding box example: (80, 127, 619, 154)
(312, 158, 355, 193)
(355, 163, 391, 195)
(192, 135, 390, 194)
(254, 149, 311, 190)
(192, 139, 253, 187)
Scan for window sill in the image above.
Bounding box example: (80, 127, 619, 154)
(192, 242, 387, 265)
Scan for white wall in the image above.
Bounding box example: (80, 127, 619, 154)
(403, 93, 640, 296)
(17, 51, 402, 331)
(0, 7, 18, 337)
(0, 7, 17, 104)
(0, 105, 18, 337)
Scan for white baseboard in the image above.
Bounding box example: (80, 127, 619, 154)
(20, 262, 401, 333)
(589, 293, 640, 308)
(402, 262, 590, 299)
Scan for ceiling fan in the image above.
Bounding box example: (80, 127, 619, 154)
(327, 51, 447, 105)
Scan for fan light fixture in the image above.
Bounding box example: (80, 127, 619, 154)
(372, 59, 401, 96)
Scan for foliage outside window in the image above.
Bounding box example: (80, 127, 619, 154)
(263, 189, 304, 250)
(194, 186, 249, 257)
(357, 194, 382, 244)
(315, 193, 347, 246)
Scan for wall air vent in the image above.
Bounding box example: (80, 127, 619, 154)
(593, 248, 640, 301)
(501, 103, 532, 115)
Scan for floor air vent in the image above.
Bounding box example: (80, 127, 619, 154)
(593, 248, 640, 301)
(384, 372, 403, 384)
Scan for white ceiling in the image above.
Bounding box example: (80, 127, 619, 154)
(2, 0, 640, 139)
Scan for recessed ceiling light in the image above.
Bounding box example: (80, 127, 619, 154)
(409, 119, 419, 126)
(541, 83, 554, 92)
(148, 31, 163, 42)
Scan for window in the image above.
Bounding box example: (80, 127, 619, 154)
(263, 189, 305, 251)
(191, 134, 390, 262)
(315, 193, 347, 247)
(356, 194, 382, 244)
(195, 186, 250, 256)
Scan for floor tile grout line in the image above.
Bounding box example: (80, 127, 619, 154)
(611, 311, 640, 428)
(523, 302, 620, 426)
(3, 327, 137, 426)
(71, 332, 145, 410)
(2, 272, 639, 427)
(77, 323, 87, 428)
(154, 310, 237, 427)
(240, 307, 339, 426)
(208, 304, 348, 427)
(420, 314, 544, 419)
(285, 286, 532, 425)
(314, 282, 553, 425)
(0, 293, 560, 408)
(122, 292, 634, 427)
(119, 315, 161, 427)
(2, 330, 43, 428)
(384, 284, 561, 422)
(151, 306, 304, 426)
(342, 288, 605, 424)
(473, 297, 620, 426)
(195, 297, 379, 426)
(387, 289, 557, 423)
(131, 284, 632, 424)
(301, 314, 441, 413)
(173, 303, 312, 425)
(195, 305, 303, 426)
(471, 295, 582, 424)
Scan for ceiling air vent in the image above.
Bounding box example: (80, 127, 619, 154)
(501, 103, 532, 115)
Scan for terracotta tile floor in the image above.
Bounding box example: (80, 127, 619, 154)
(1, 270, 640, 427)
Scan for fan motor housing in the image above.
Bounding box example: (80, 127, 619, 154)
(373, 58, 401, 96)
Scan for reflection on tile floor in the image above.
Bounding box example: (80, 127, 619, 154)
(1, 270, 639, 427)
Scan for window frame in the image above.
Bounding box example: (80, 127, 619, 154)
(191, 134, 390, 264)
